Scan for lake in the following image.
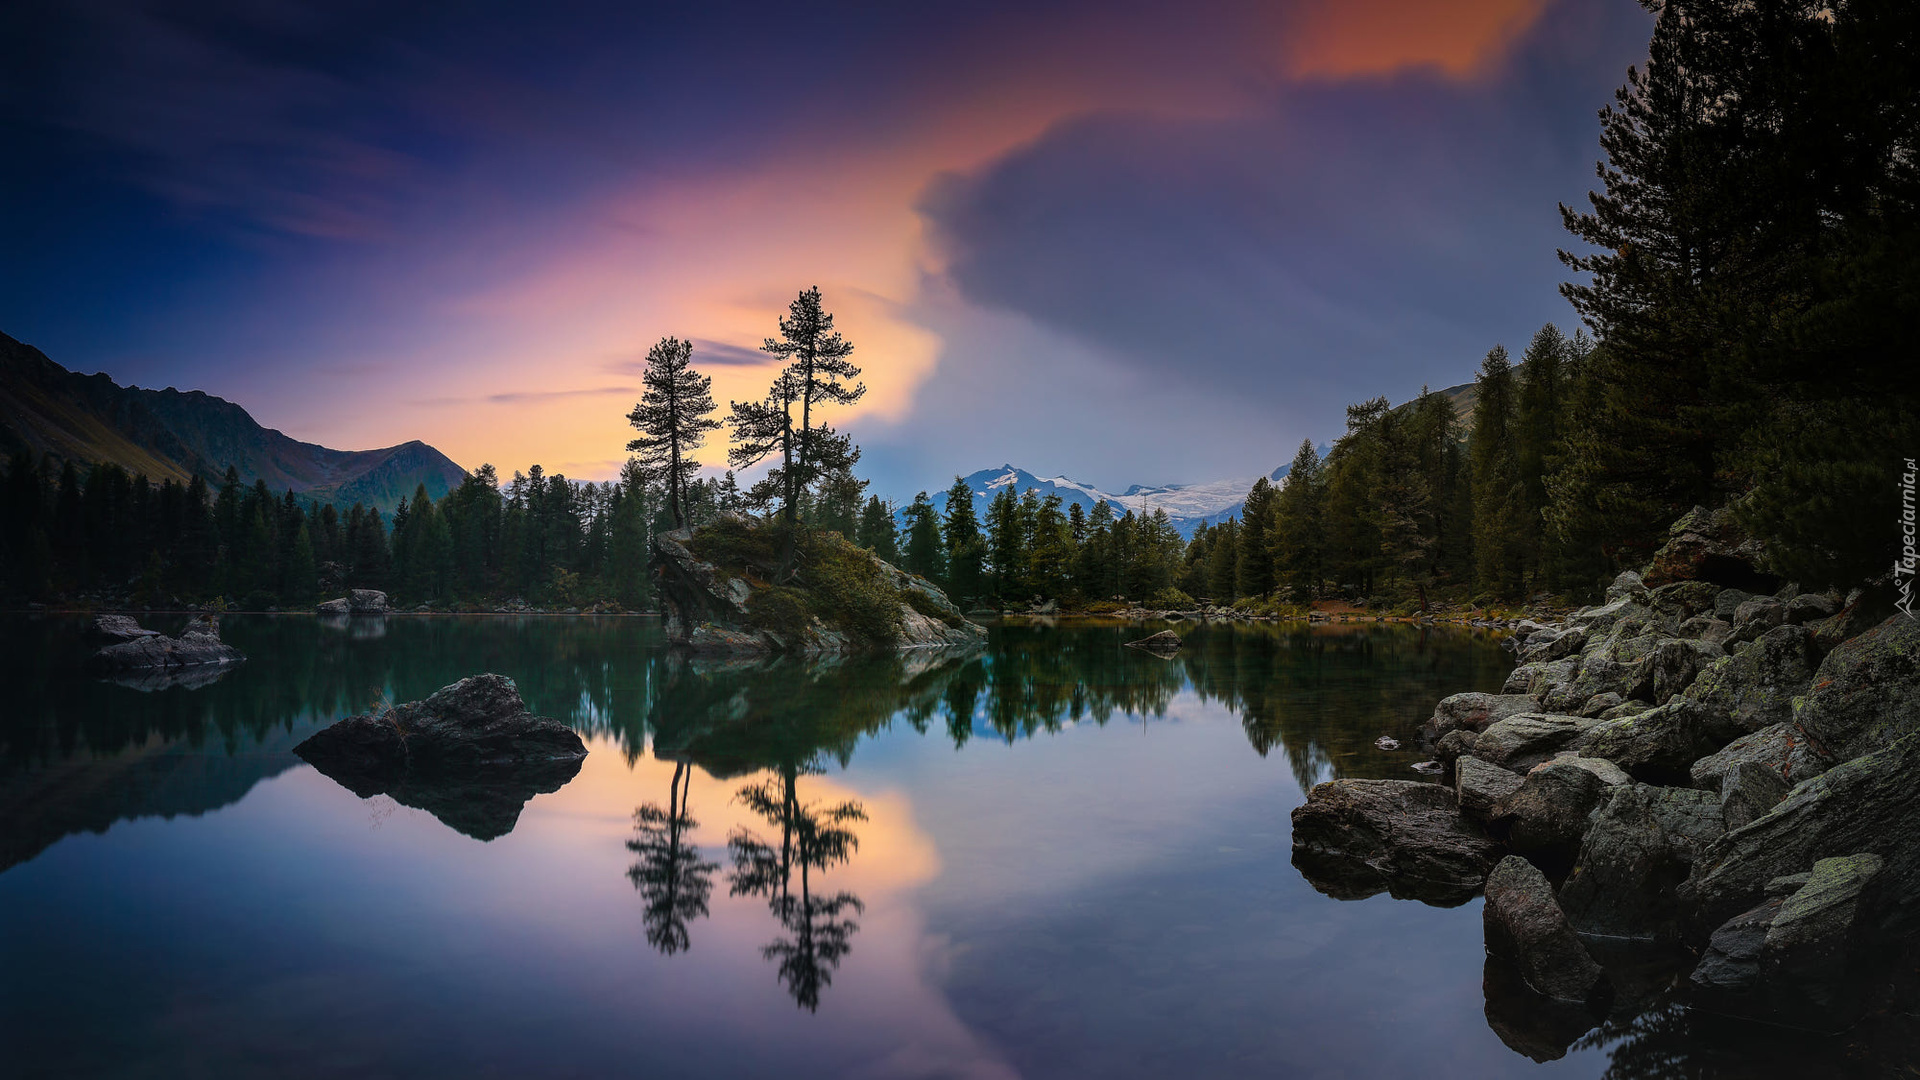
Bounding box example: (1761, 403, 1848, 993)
(0, 614, 1850, 1078)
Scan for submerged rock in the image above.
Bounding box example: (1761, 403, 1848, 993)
(1290, 779, 1502, 906)
(88, 614, 245, 673)
(1484, 856, 1608, 1004)
(293, 674, 588, 840)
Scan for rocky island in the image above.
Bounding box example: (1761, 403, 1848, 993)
(1292, 506, 1918, 1050)
(653, 514, 987, 654)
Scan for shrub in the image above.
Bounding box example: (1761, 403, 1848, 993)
(748, 586, 811, 638)
(1146, 587, 1195, 608)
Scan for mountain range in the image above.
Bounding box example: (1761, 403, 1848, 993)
(0, 332, 466, 512)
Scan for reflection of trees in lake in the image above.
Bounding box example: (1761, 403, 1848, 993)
(626, 761, 718, 955)
(727, 766, 866, 1012)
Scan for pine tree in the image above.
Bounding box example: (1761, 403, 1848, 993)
(626, 336, 720, 530)
(942, 478, 986, 602)
(1470, 346, 1524, 600)
(1236, 477, 1276, 599)
(1206, 518, 1239, 602)
(1271, 439, 1324, 599)
(855, 495, 900, 564)
(900, 493, 943, 581)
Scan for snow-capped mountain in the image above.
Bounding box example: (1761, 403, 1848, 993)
(922, 464, 1292, 538)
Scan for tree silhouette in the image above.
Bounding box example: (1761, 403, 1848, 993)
(727, 765, 866, 1011)
(626, 761, 718, 955)
(626, 336, 720, 530)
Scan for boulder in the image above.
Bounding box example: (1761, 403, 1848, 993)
(1648, 580, 1721, 622)
(1680, 729, 1920, 940)
(1807, 590, 1897, 654)
(1683, 624, 1817, 734)
(1625, 638, 1724, 705)
(1518, 626, 1587, 664)
(1727, 596, 1788, 646)
(1456, 756, 1525, 821)
(1578, 692, 1624, 719)
(1475, 714, 1601, 772)
(1565, 598, 1651, 637)
(1123, 630, 1182, 656)
(1642, 505, 1776, 591)
(1289, 779, 1503, 906)
(85, 614, 158, 644)
(1434, 728, 1480, 766)
(1677, 615, 1734, 648)
(88, 615, 245, 673)
(1543, 656, 1631, 714)
(1690, 854, 1888, 1031)
(293, 674, 588, 840)
(1785, 592, 1839, 625)
(1605, 570, 1650, 603)
(1719, 759, 1792, 831)
(1493, 756, 1630, 860)
(1687, 722, 1831, 792)
(1791, 615, 1920, 762)
(1577, 699, 1743, 785)
(315, 597, 351, 615)
(1503, 658, 1579, 698)
(1483, 856, 1608, 1004)
(1421, 692, 1538, 744)
(1597, 699, 1656, 722)
(1713, 588, 1755, 623)
(1559, 783, 1725, 938)
(348, 589, 391, 614)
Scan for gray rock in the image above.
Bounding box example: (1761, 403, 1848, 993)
(1422, 692, 1539, 743)
(1683, 624, 1817, 734)
(86, 614, 158, 644)
(1626, 638, 1724, 704)
(1579, 692, 1625, 719)
(1605, 571, 1650, 603)
(1519, 626, 1587, 664)
(1123, 630, 1182, 655)
(1457, 755, 1525, 821)
(1713, 589, 1755, 623)
(1728, 596, 1787, 646)
(316, 597, 351, 615)
(1807, 591, 1897, 654)
(1494, 756, 1630, 858)
(1678, 615, 1734, 648)
(1503, 658, 1579, 697)
(1766, 872, 1812, 898)
(1785, 592, 1839, 624)
(1289, 779, 1504, 905)
(1642, 505, 1774, 591)
(1681, 729, 1920, 939)
(1559, 783, 1725, 938)
(1483, 856, 1607, 1004)
(1720, 759, 1792, 831)
(1688, 722, 1831, 792)
(1791, 615, 1920, 762)
(1690, 854, 1887, 1032)
(1648, 580, 1721, 622)
(1566, 598, 1651, 637)
(1435, 728, 1480, 766)
(1598, 699, 1657, 722)
(1543, 656, 1630, 714)
(89, 615, 245, 672)
(1578, 700, 1743, 785)
(1475, 714, 1603, 772)
(348, 589, 390, 614)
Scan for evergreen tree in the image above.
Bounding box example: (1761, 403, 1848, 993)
(900, 493, 943, 580)
(1271, 439, 1325, 598)
(854, 495, 900, 564)
(942, 478, 986, 602)
(1236, 477, 1276, 598)
(627, 336, 721, 530)
(1470, 346, 1524, 600)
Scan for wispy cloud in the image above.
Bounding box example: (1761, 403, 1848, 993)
(411, 385, 635, 407)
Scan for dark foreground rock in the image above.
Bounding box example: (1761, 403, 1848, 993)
(1484, 856, 1608, 1004)
(1791, 615, 1920, 762)
(1290, 779, 1503, 906)
(86, 614, 159, 644)
(293, 674, 587, 840)
(1493, 756, 1630, 861)
(1559, 783, 1724, 938)
(88, 615, 245, 673)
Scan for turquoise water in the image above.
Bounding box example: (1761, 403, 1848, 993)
(0, 615, 1832, 1077)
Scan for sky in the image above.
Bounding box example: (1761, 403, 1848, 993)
(0, 0, 1653, 499)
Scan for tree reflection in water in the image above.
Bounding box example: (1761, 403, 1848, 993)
(728, 765, 866, 1011)
(626, 760, 718, 955)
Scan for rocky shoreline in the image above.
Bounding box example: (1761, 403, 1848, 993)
(1289, 507, 1917, 1050)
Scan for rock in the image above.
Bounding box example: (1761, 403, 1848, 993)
(1494, 756, 1631, 859)
(348, 589, 390, 614)
(1456, 756, 1526, 821)
(1791, 615, 1920, 762)
(1677, 615, 1734, 648)
(1625, 638, 1724, 705)
(293, 674, 588, 840)
(1727, 596, 1787, 646)
(1502, 658, 1578, 697)
(1578, 699, 1743, 785)
(1642, 505, 1777, 591)
(1719, 759, 1792, 831)
(88, 614, 245, 673)
(315, 597, 351, 615)
(1475, 714, 1602, 772)
(1481, 952, 1599, 1063)
(1559, 783, 1725, 938)
(1683, 624, 1816, 734)
(1691, 854, 1888, 1031)
(1713, 588, 1755, 623)
(1289, 779, 1503, 906)
(1433, 729, 1479, 766)
(1785, 592, 1839, 625)
(1606, 570, 1650, 602)
(1688, 722, 1831, 792)
(1807, 590, 1897, 654)
(1566, 597, 1651, 636)
(1519, 627, 1588, 664)
(1578, 692, 1624, 719)
(1421, 692, 1538, 744)
(1598, 699, 1656, 722)
(1483, 856, 1608, 1004)
(1543, 656, 1631, 714)
(1680, 729, 1920, 940)
(1374, 735, 1401, 751)
(1648, 580, 1721, 622)
(1409, 760, 1444, 776)
(1124, 630, 1182, 655)
(85, 614, 159, 644)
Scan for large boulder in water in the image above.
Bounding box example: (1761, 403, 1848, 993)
(1558, 783, 1725, 939)
(88, 614, 244, 673)
(294, 674, 587, 840)
(1483, 856, 1608, 1004)
(1290, 779, 1503, 906)
(349, 589, 391, 614)
(1790, 615, 1920, 762)
(85, 614, 159, 644)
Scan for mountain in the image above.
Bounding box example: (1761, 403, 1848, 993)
(931, 465, 1282, 537)
(0, 331, 466, 511)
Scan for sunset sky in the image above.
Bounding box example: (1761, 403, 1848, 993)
(2, 0, 1651, 498)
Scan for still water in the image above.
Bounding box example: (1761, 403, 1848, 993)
(0, 615, 1833, 1078)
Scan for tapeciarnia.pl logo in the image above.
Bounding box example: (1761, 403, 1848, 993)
(1900, 457, 1917, 619)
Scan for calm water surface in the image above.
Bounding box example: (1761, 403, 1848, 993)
(0, 615, 1835, 1078)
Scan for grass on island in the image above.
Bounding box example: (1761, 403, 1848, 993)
(688, 517, 907, 645)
